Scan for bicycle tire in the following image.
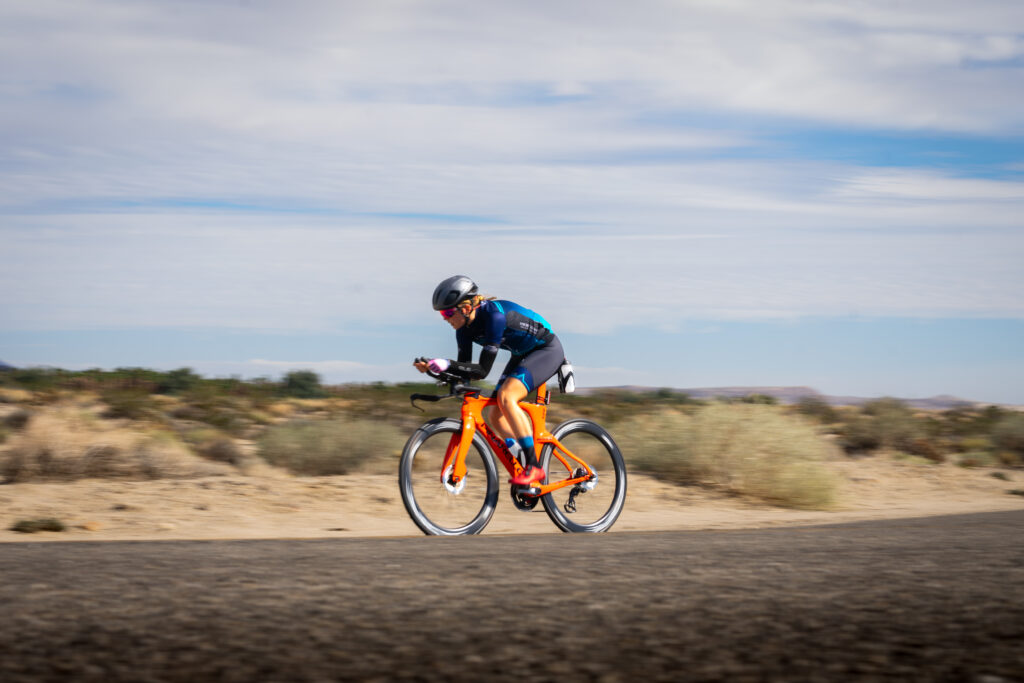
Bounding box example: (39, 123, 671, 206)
(539, 419, 627, 533)
(399, 417, 499, 535)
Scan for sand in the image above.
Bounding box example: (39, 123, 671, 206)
(3, 456, 1022, 542)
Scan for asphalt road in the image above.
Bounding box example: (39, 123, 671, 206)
(2, 510, 1022, 682)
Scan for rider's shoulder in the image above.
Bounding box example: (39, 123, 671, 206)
(479, 299, 507, 315)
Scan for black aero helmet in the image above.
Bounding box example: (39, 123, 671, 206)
(432, 275, 478, 310)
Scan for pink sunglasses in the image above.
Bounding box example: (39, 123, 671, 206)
(439, 308, 459, 319)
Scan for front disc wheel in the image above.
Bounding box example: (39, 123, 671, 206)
(399, 418, 499, 535)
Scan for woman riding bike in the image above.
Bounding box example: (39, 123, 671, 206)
(414, 275, 565, 488)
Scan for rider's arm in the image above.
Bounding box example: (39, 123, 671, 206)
(456, 327, 473, 364)
(449, 345, 498, 380)
(447, 307, 503, 380)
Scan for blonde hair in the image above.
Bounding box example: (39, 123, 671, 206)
(463, 295, 496, 310)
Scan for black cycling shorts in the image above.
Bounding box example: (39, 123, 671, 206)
(495, 335, 564, 394)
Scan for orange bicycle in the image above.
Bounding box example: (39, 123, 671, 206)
(399, 360, 627, 535)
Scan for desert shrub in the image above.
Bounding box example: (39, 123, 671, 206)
(258, 416, 406, 475)
(3, 409, 32, 430)
(738, 393, 778, 405)
(0, 411, 232, 482)
(173, 389, 256, 436)
(839, 415, 882, 452)
(552, 388, 701, 427)
(157, 368, 202, 394)
(992, 414, 1024, 466)
(280, 371, 327, 399)
(948, 405, 1010, 437)
(904, 437, 946, 463)
(186, 431, 243, 465)
(10, 518, 66, 533)
(957, 436, 993, 453)
(622, 403, 837, 509)
(957, 452, 1000, 468)
(7, 367, 60, 391)
(200, 440, 242, 464)
(795, 396, 839, 424)
(839, 398, 926, 454)
(101, 390, 162, 420)
(204, 439, 242, 464)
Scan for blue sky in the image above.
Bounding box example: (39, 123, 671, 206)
(2, 1, 1024, 403)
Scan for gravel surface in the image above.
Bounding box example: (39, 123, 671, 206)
(2, 510, 1022, 682)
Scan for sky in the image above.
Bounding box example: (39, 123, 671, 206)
(2, 0, 1024, 404)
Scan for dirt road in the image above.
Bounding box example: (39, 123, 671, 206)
(2, 510, 1022, 682)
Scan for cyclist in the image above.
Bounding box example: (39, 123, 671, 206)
(415, 275, 565, 488)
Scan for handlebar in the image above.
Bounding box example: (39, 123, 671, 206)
(410, 357, 481, 410)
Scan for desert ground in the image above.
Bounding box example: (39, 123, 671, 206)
(4, 455, 1022, 542)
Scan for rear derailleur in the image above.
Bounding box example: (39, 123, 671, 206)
(563, 467, 596, 514)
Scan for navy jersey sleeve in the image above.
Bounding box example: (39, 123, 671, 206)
(480, 304, 505, 347)
(449, 303, 503, 380)
(456, 327, 473, 363)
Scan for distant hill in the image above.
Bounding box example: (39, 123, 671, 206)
(578, 385, 982, 410)
(0, 360, 16, 372)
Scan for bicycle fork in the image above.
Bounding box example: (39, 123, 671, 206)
(440, 415, 527, 491)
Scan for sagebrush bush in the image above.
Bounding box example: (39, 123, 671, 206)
(992, 414, 1024, 466)
(101, 390, 162, 421)
(197, 438, 243, 465)
(172, 390, 257, 436)
(957, 452, 1000, 468)
(0, 410, 232, 482)
(623, 403, 837, 509)
(795, 396, 839, 424)
(257, 416, 406, 475)
(10, 518, 66, 533)
(840, 398, 927, 454)
(181, 427, 243, 464)
(3, 409, 32, 430)
(280, 371, 327, 399)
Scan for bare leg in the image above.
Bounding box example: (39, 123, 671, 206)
(496, 379, 545, 485)
(485, 406, 514, 442)
(495, 379, 532, 441)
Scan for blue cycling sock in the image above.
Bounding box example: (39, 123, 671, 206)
(505, 438, 517, 450)
(517, 436, 536, 466)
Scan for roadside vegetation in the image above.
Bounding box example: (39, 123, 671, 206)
(2, 367, 1021, 510)
(622, 403, 837, 509)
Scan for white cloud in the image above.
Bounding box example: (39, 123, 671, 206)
(4, 1, 1024, 151)
(833, 170, 1024, 202)
(3, 175, 1022, 338)
(1, 0, 1023, 339)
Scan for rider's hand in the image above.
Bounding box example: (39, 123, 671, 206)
(413, 360, 429, 373)
(426, 358, 450, 373)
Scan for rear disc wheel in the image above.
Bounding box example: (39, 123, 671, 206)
(539, 419, 627, 533)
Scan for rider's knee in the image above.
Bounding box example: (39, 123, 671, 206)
(496, 388, 518, 412)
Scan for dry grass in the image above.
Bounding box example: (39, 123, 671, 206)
(0, 408, 233, 483)
(257, 416, 407, 475)
(622, 403, 838, 509)
(0, 388, 34, 404)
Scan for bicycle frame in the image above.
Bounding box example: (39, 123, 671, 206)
(440, 382, 595, 497)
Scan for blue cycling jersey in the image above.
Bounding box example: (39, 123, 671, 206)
(456, 299, 554, 359)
